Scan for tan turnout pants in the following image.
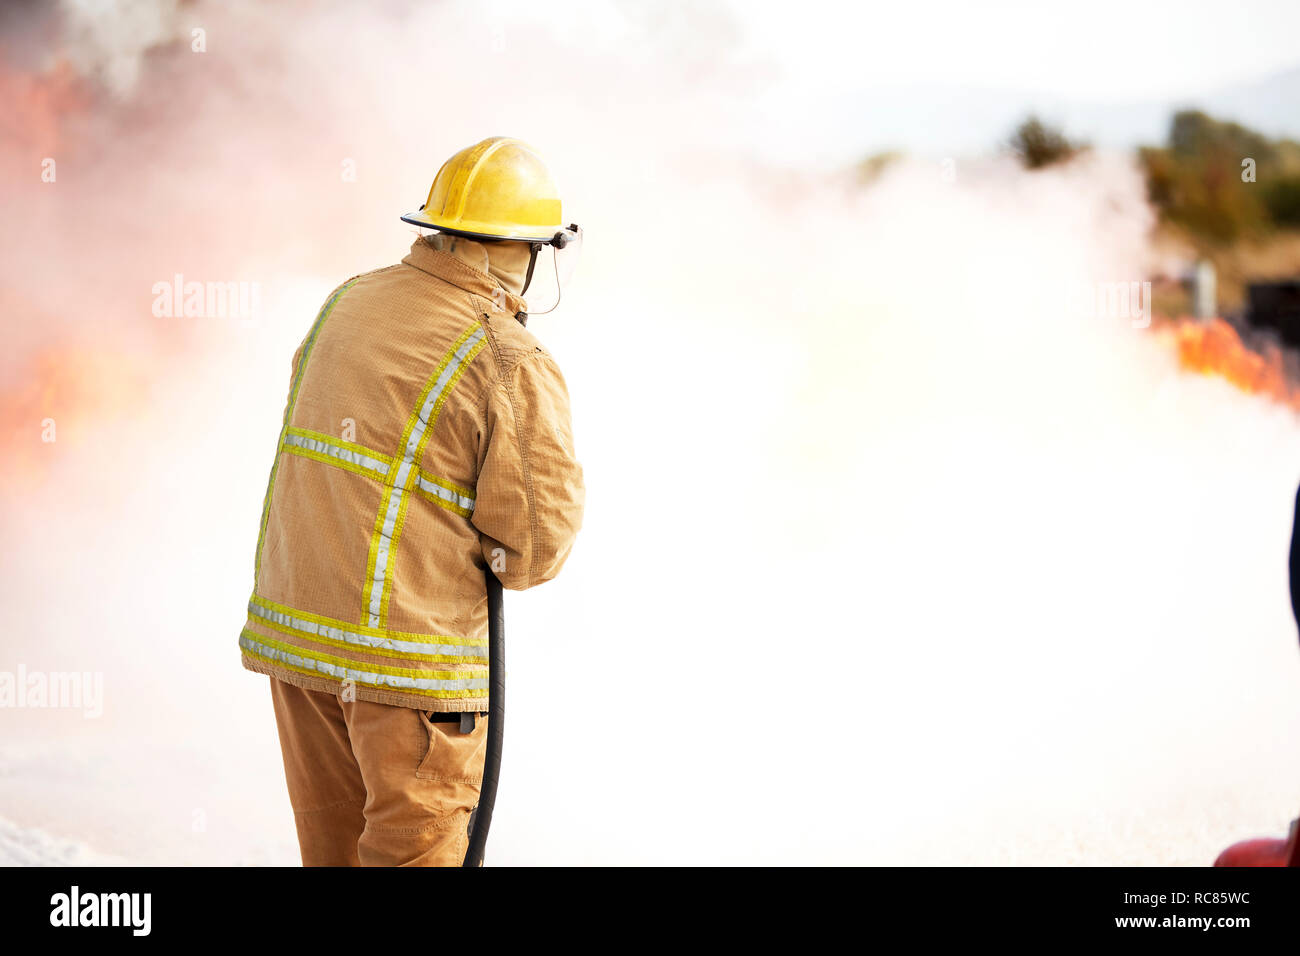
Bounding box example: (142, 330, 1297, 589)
(269, 677, 488, 866)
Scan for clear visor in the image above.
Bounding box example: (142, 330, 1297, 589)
(527, 224, 583, 316)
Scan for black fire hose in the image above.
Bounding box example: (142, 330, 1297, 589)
(463, 569, 505, 866)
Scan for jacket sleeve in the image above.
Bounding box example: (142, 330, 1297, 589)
(473, 350, 585, 590)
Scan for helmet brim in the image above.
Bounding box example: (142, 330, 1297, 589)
(400, 211, 559, 244)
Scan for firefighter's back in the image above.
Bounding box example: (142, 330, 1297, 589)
(243, 252, 523, 711)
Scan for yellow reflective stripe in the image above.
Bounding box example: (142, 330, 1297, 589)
(253, 278, 359, 582)
(280, 426, 472, 513)
(247, 595, 485, 662)
(239, 630, 488, 698)
(364, 489, 392, 624)
(280, 441, 388, 483)
(413, 482, 474, 518)
(394, 325, 483, 484)
(380, 330, 487, 627)
(249, 593, 486, 647)
(382, 329, 488, 629)
(286, 426, 394, 467)
(415, 472, 476, 512)
(417, 473, 474, 500)
(362, 323, 487, 628)
(240, 630, 486, 680)
(377, 478, 417, 627)
(250, 612, 477, 663)
(419, 335, 487, 454)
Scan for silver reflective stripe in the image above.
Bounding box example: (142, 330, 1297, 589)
(366, 486, 406, 626)
(399, 327, 487, 466)
(416, 475, 476, 513)
(283, 432, 390, 477)
(365, 326, 486, 626)
(248, 601, 485, 659)
(239, 634, 488, 693)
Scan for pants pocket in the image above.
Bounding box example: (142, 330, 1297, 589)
(415, 712, 489, 814)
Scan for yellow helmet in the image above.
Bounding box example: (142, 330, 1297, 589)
(402, 136, 568, 244)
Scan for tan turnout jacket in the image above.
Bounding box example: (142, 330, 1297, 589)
(239, 237, 584, 710)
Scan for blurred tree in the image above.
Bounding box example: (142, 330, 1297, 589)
(1140, 110, 1300, 244)
(857, 149, 902, 184)
(1265, 177, 1300, 228)
(1007, 115, 1084, 170)
(1168, 110, 1275, 161)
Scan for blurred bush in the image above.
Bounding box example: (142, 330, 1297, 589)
(1264, 176, 1300, 228)
(857, 149, 902, 184)
(1140, 110, 1300, 244)
(1007, 115, 1085, 170)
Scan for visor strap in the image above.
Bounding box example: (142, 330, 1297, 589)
(521, 243, 543, 296)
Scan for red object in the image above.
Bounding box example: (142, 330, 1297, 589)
(1214, 821, 1300, 867)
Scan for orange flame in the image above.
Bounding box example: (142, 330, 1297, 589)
(0, 50, 149, 490)
(0, 58, 90, 164)
(0, 342, 151, 490)
(1169, 316, 1300, 411)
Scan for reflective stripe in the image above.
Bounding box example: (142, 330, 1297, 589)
(415, 473, 476, 515)
(281, 426, 473, 516)
(239, 631, 488, 697)
(254, 278, 359, 581)
(363, 324, 487, 627)
(247, 595, 485, 660)
(365, 487, 405, 628)
(283, 428, 392, 481)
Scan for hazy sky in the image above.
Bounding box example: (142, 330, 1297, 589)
(724, 0, 1300, 163)
(482, 0, 1300, 165)
(723, 0, 1300, 100)
(18, 0, 1300, 168)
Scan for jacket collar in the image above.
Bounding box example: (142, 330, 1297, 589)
(401, 237, 529, 316)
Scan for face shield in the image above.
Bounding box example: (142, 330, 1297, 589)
(522, 224, 583, 316)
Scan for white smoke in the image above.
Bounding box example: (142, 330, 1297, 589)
(58, 0, 188, 97)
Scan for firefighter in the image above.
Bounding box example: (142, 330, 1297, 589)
(240, 137, 585, 866)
